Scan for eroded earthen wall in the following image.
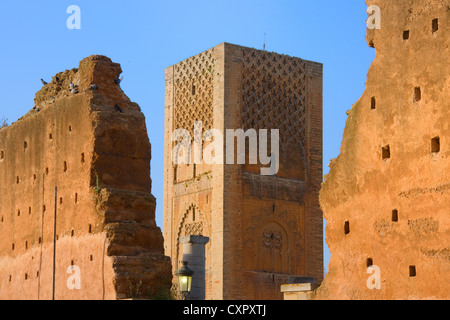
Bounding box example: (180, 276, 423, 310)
(316, 0, 449, 300)
(0, 56, 171, 300)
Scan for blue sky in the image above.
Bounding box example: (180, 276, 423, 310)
(0, 1, 375, 273)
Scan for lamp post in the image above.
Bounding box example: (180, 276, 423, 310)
(174, 261, 194, 300)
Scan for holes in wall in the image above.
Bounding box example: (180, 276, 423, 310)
(88, 224, 92, 234)
(381, 145, 391, 160)
(75, 193, 78, 204)
(23, 141, 28, 150)
(382, 145, 391, 160)
(371, 96, 376, 110)
(24, 273, 28, 280)
(403, 30, 410, 40)
(25, 241, 28, 250)
(9, 275, 11, 282)
(69, 125, 72, 132)
(432, 19, 438, 33)
(0, 150, 4, 160)
(414, 87, 421, 102)
(49, 133, 53, 140)
(17, 209, 21, 217)
(431, 137, 440, 154)
(392, 209, 399, 222)
(367, 258, 374, 268)
(344, 221, 350, 235)
(272, 204, 276, 213)
(38, 237, 42, 244)
(59, 197, 63, 205)
(71, 260, 74, 266)
(81, 153, 85, 164)
(45, 167, 49, 176)
(90, 255, 93, 262)
(16, 176, 20, 184)
(33, 174, 37, 180)
(43, 204, 46, 212)
(409, 265, 416, 277)
(71, 229, 75, 237)
(63, 161, 67, 172)
(12, 243, 15, 251)
(29, 207, 32, 215)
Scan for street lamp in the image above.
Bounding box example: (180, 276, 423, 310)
(174, 261, 194, 300)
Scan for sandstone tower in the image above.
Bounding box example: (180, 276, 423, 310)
(163, 43, 323, 300)
(0, 56, 171, 300)
(316, 0, 449, 300)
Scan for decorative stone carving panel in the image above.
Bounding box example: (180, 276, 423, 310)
(242, 48, 308, 168)
(173, 48, 215, 138)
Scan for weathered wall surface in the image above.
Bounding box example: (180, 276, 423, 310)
(316, 0, 449, 300)
(0, 55, 171, 300)
(164, 43, 323, 300)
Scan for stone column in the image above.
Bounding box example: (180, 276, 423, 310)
(281, 283, 319, 300)
(180, 235, 210, 300)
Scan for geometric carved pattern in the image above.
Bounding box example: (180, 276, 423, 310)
(242, 48, 307, 167)
(174, 48, 215, 138)
(177, 204, 209, 239)
(175, 204, 210, 270)
(262, 231, 283, 254)
(185, 222, 204, 236)
(175, 204, 210, 269)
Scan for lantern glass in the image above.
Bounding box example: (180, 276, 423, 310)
(178, 274, 192, 294)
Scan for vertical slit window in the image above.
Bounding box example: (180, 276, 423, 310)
(432, 19, 438, 33)
(382, 145, 391, 160)
(414, 87, 421, 102)
(392, 209, 399, 222)
(409, 266, 417, 277)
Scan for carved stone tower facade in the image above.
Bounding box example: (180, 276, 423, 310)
(163, 43, 323, 300)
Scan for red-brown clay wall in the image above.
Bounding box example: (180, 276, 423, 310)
(316, 0, 449, 300)
(0, 55, 171, 300)
(0, 92, 117, 299)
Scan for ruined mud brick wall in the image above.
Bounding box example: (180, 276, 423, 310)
(316, 0, 449, 300)
(163, 43, 323, 300)
(0, 55, 171, 300)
